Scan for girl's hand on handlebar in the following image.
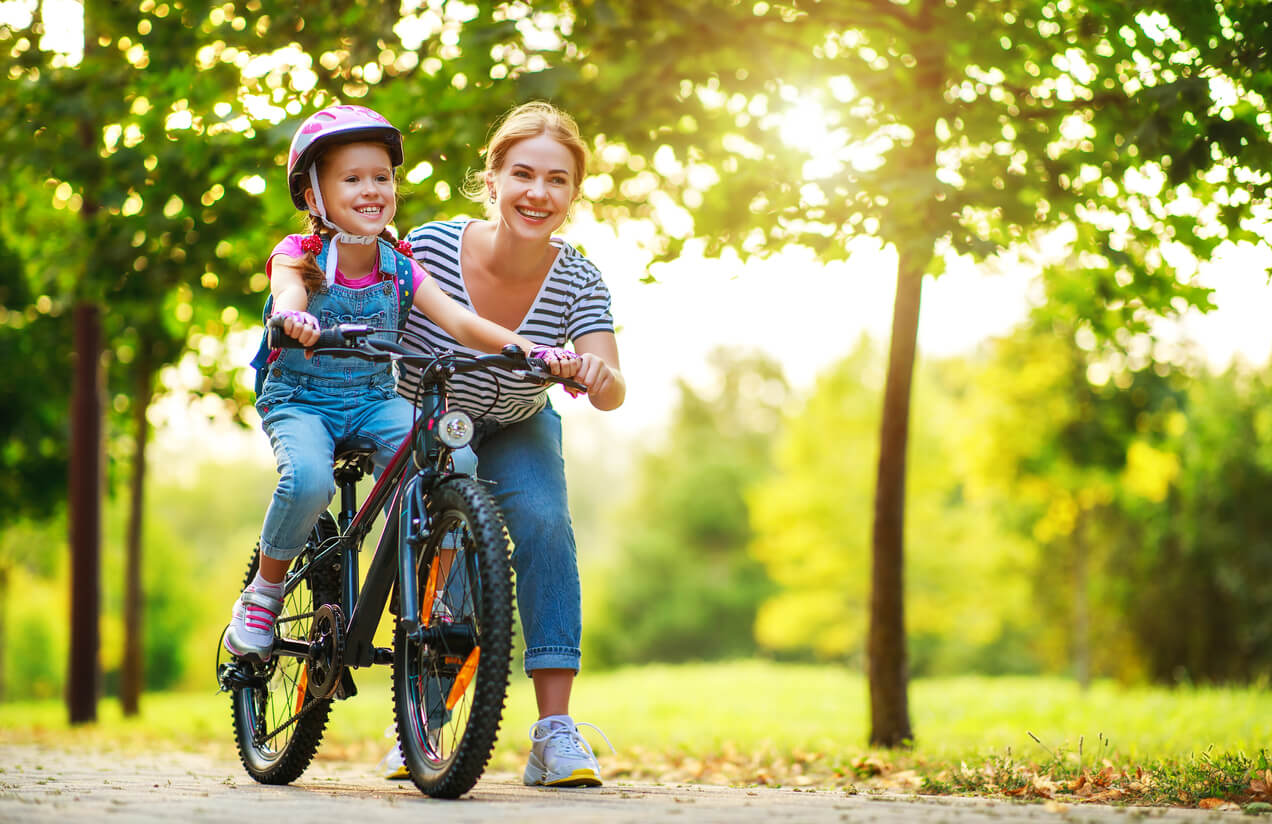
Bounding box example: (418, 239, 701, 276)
(275, 310, 320, 344)
(273, 310, 320, 357)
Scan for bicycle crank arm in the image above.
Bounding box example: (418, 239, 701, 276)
(272, 636, 319, 659)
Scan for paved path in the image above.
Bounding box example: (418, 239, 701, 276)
(0, 746, 1242, 823)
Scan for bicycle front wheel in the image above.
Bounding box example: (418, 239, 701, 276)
(230, 512, 340, 784)
(393, 477, 514, 798)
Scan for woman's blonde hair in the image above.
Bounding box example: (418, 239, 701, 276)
(461, 101, 589, 213)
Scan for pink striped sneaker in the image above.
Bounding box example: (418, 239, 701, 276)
(223, 586, 283, 661)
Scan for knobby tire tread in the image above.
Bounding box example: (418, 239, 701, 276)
(231, 512, 340, 785)
(392, 477, 514, 799)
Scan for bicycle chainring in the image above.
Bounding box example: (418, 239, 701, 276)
(306, 603, 346, 701)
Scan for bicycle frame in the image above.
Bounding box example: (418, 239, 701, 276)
(274, 383, 451, 672)
(233, 326, 583, 685)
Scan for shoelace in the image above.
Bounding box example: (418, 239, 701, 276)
(529, 719, 615, 757)
(241, 586, 281, 635)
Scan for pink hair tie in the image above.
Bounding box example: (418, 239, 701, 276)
(300, 234, 323, 254)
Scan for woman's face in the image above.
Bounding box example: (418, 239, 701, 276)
(488, 133, 576, 240)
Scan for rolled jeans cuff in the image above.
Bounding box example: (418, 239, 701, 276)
(523, 645, 580, 676)
(259, 537, 306, 563)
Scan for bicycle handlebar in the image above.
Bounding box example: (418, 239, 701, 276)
(265, 317, 588, 393)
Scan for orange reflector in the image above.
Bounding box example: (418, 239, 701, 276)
(295, 665, 309, 715)
(445, 647, 480, 711)
(421, 557, 440, 627)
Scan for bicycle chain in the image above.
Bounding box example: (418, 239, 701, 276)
(252, 604, 345, 748)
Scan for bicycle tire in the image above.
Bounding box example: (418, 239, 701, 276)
(393, 477, 514, 798)
(230, 511, 341, 784)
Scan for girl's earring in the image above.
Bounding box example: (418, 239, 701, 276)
(489, 190, 496, 203)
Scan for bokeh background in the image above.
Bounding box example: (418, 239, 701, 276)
(3, 0, 1272, 761)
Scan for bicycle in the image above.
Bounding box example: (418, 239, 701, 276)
(216, 318, 586, 798)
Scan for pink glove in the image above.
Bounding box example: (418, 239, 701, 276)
(529, 345, 579, 364)
(274, 309, 318, 330)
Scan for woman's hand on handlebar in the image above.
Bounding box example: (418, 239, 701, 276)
(528, 345, 582, 379)
(573, 352, 621, 407)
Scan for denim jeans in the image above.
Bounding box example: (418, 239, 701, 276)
(468, 405, 582, 675)
(256, 372, 413, 561)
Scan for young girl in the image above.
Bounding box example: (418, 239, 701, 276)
(393, 101, 625, 787)
(223, 104, 579, 662)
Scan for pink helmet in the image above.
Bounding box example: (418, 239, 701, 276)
(286, 105, 404, 209)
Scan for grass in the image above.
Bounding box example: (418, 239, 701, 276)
(2, 661, 1270, 808)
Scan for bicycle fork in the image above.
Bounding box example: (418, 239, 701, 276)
(397, 472, 427, 641)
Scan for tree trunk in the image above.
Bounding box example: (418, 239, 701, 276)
(69, 302, 103, 725)
(121, 348, 154, 716)
(867, 254, 923, 748)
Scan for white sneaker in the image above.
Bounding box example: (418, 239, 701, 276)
(378, 740, 409, 780)
(379, 725, 441, 780)
(222, 586, 282, 661)
(523, 716, 612, 787)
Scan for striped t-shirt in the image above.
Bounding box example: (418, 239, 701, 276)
(397, 217, 615, 425)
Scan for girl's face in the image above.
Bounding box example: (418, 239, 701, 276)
(305, 142, 396, 235)
(487, 133, 577, 240)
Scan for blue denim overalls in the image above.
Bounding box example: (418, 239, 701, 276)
(254, 243, 415, 562)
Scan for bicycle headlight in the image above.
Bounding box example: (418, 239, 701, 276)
(436, 410, 474, 449)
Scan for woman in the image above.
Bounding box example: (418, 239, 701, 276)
(395, 101, 625, 787)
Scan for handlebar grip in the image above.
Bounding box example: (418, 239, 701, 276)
(525, 357, 588, 393)
(266, 318, 345, 351)
(314, 327, 346, 349)
(266, 322, 299, 349)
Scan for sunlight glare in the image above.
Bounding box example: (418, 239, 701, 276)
(776, 97, 849, 180)
(3, 0, 85, 64)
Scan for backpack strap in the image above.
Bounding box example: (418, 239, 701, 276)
(377, 238, 417, 328)
(250, 236, 334, 396)
(249, 292, 276, 396)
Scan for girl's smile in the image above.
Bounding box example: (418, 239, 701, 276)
(307, 142, 397, 236)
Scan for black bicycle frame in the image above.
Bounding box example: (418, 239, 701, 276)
(275, 381, 449, 670)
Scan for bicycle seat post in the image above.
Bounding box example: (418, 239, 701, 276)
(332, 437, 378, 532)
(332, 436, 378, 612)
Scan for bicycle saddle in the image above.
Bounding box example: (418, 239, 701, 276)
(333, 436, 377, 481)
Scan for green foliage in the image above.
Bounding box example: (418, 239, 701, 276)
(3, 569, 66, 701)
(585, 348, 786, 668)
(748, 339, 1037, 674)
(0, 455, 276, 701)
(1107, 366, 1272, 683)
(957, 319, 1272, 685)
(0, 240, 70, 531)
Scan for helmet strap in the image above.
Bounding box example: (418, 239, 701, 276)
(307, 165, 379, 288)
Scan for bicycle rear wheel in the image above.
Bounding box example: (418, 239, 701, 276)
(230, 512, 340, 784)
(393, 477, 514, 798)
